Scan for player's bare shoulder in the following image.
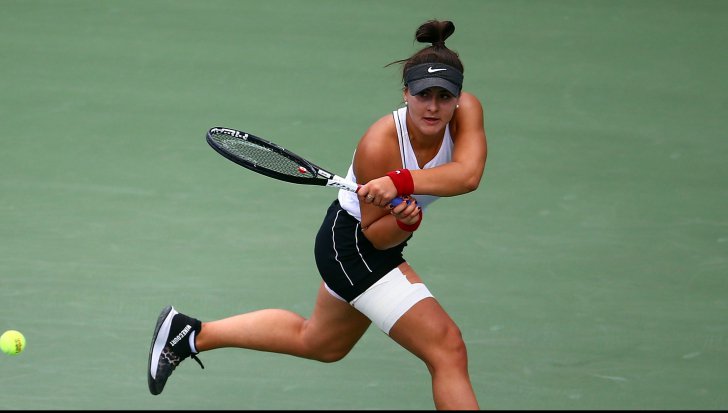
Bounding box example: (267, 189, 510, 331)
(356, 113, 400, 158)
(451, 92, 485, 139)
(354, 112, 402, 180)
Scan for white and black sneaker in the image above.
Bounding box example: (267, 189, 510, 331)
(147, 305, 204, 395)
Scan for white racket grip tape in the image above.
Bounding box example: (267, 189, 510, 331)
(325, 175, 359, 192)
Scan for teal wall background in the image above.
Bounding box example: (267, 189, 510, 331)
(1, 0, 726, 409)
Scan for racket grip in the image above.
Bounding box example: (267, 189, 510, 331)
(389, 196, 405, 207)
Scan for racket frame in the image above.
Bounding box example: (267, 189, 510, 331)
(206, 126, 402, 206)
(206, 127, 358, 192)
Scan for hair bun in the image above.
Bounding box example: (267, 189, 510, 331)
(415, 20, 455, 47)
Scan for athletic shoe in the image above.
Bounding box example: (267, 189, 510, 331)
(147, 305, 204, 395)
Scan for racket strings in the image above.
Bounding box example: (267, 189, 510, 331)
(210, 133, 314, 178)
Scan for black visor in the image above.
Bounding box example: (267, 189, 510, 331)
(404, 63, 463, 96)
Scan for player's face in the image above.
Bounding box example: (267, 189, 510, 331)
(404, 87, 459, 137)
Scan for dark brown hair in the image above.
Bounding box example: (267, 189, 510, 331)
(388, 20, 464, 84)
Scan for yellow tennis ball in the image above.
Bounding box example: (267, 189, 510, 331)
(0, 330, 26, 356)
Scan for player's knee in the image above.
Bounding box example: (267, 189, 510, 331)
(311, 346, 352, 363)
(428, 324, 469, 370)
(303, 337, 356, 363)
(445, 325, 468, 360)
(299, 321, 359, 363)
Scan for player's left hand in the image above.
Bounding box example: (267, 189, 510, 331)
(359, 176, 399, 207)
(389, 195, 421, 224)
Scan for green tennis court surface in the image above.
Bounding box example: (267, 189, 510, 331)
(1, 0, 726, 409)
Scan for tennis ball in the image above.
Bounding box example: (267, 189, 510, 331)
(0, 330, 26, 356)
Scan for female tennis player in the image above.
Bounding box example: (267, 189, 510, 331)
(148, 19, 487, 410)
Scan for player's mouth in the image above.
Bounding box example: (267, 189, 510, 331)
(422, 116, 440, 126)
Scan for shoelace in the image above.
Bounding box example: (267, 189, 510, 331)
(167, 349, 205, 370)
(190, 354, 205, 369)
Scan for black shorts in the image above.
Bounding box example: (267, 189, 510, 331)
(314, 200, 408, 302)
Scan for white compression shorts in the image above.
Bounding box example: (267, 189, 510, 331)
(325, 267, 433, 335)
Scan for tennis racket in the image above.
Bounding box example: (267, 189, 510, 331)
(206, 126, 404, 206)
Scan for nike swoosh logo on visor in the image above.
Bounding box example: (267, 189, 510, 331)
(427, 67, 447, 73)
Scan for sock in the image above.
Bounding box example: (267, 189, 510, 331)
(188, 330, 198, 354)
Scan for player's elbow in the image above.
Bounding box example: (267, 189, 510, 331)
(454, 160, 485, 194)
(372, 239, 400, 251)
(362, 220, 408, 250)
(462, 174, 482, 193)
(369, 234, 408, 251)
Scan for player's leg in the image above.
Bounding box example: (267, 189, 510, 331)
(196, 283, 371, 362)
(195, 281, 371, 361)
(372, 263, 479, 410)
(389, 298, 479, 409)
(148, 282, 371, 395)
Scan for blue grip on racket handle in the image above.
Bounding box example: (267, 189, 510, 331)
(389, 196, 405, 207)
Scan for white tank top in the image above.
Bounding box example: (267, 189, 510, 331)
(338, 106, 454, 220)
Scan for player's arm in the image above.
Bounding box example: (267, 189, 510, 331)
(412, 92, 487, 196)
(355, 117, 421, 250)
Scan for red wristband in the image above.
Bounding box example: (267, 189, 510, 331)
(386, 169, 414, 196)
(396, 209, 423, 232)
